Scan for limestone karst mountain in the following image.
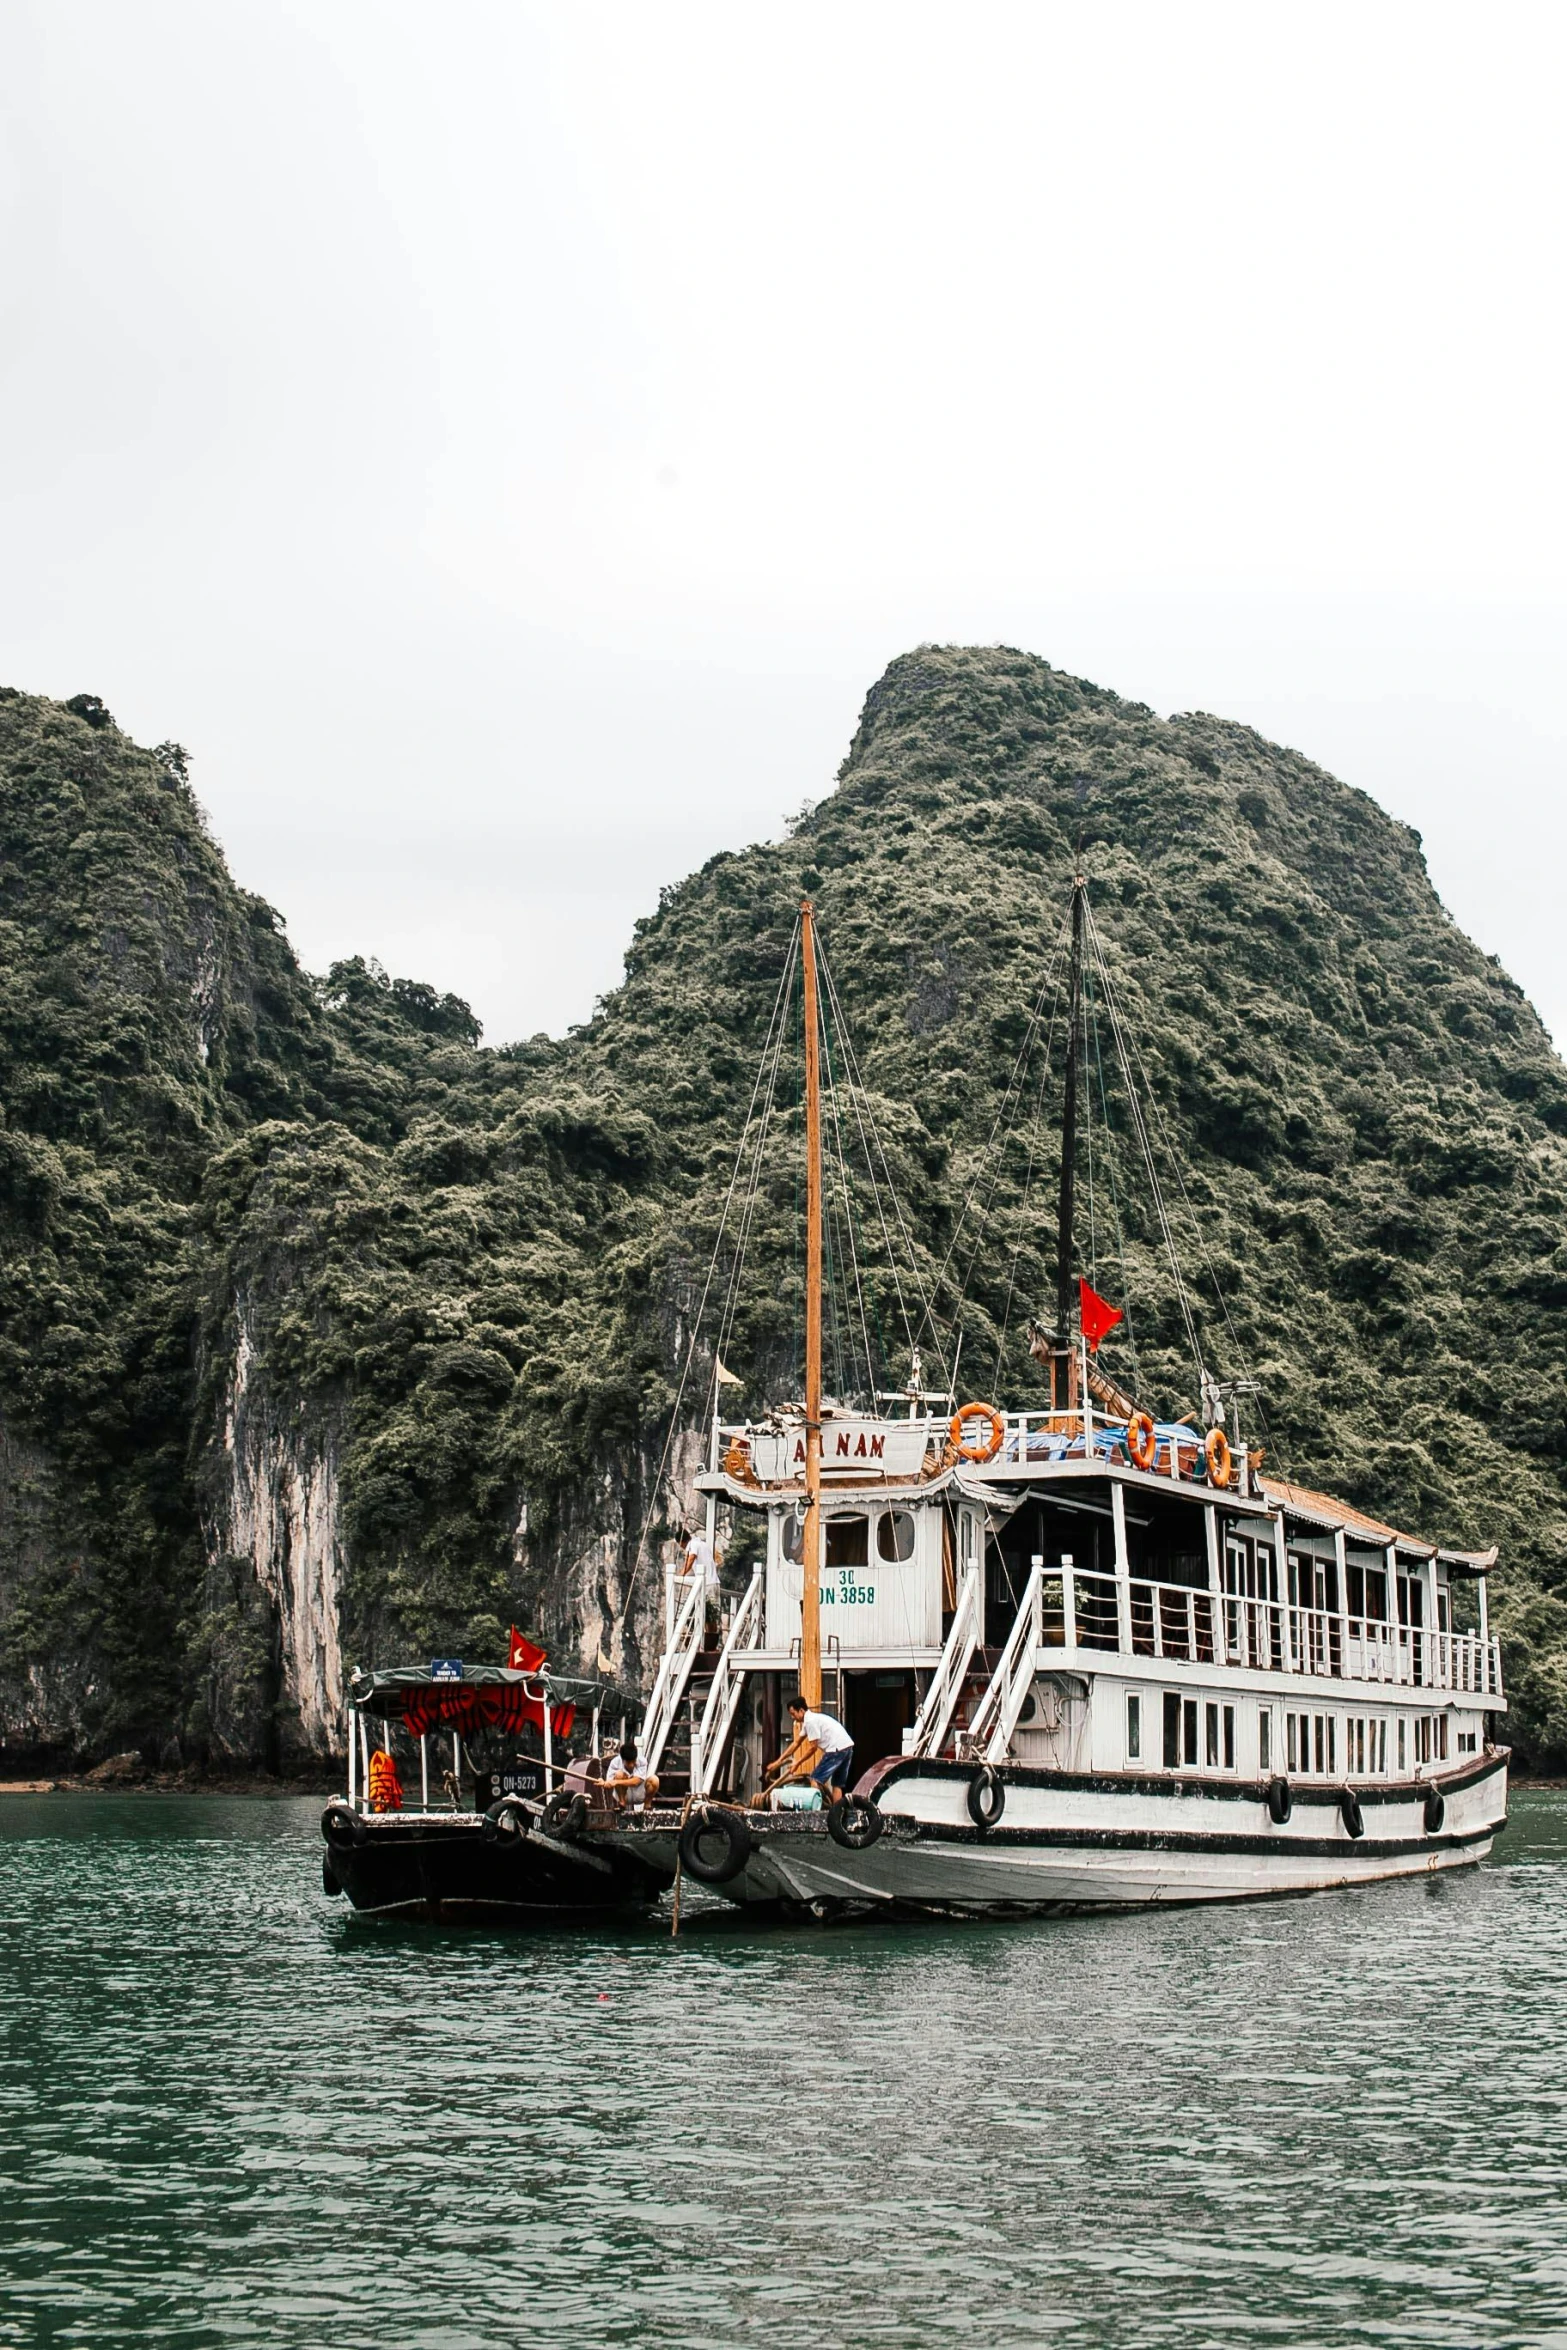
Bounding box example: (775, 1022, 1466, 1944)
(1, 650, 1564, 1771)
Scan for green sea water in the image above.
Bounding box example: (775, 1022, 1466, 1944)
(1, 1790, 1563, 2349)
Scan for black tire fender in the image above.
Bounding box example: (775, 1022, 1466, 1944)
(678, 1805, 752, 1885)
(1266, 1777, 1292, 1827)
(1340, 1788, 1365, 1840)
(539, 1791, 588, 1842)
(827, 1792, 885, 1850)
(322, 1853, 343, 1897)
(1423, 1787, 1446, 1834)
(321, 1801, 366, 1852)
(966, 1767, 1006, 1832)
(481, 1798, 530, 1846)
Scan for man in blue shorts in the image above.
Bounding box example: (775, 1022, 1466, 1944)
(786, 1693, 854, 1806)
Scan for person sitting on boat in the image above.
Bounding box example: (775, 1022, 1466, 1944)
(680, 1527, 723, 1630)
(775, 1697, 855, 1806)
(601, 1737, 659, 1813)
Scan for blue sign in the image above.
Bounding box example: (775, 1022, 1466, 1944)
(429, 1658, 464, 1680)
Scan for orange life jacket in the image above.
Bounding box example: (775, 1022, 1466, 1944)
(368, 1748, 403, 1812)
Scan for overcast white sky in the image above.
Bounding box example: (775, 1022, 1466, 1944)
(2, 1, 1565, 1044)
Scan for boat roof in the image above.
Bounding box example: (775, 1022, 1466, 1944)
(349, 1665, 636, 1716)
(1260, 1477, 1495, 1573)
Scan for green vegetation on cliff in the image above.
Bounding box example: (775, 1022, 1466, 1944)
(1, 651, 1564, 1766)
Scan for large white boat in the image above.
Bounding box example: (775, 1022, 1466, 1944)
(598, 887, 1508, 1915)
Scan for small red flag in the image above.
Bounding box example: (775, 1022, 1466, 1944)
(1078, 1277, 1124, 1353)
(507, 1626, 548, 1672)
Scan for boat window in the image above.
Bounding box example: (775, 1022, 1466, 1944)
(1126, 1692, 1142, 1761)
(1183, 1698, 1199, 1768)
(825, 1515, 869, 1568)
(1205, 1703, 1220, 1766)
(877, 1509, 916, 1563)
(784, 1511, 804, 1564)
(1223, 1704, 1236, 1769)
(1398, 1717, 1407, 1771)
(1437, 1714, 1448, 1761)
(1259, 1709, 1272, 1771)
(1163, 1692, 1180, 1768)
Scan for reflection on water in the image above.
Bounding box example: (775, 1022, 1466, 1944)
(0, 1790, 1564, 2348)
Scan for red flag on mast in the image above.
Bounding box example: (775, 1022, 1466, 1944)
(1078, 1278, 1124, 1353)
(507, 1626, 548, 1672)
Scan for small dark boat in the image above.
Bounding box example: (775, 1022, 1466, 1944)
(320, 1663, 674, 1917)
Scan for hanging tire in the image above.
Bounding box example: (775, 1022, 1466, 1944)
(321, 1801, 366, 1852)
(1266, 1777, 1292, 1826)
(1340, 1788, 1365, 1840)
(481, 1798, 530, 1845)
(1423, 1787, 1446, 1834)
(322, 1854, 343, 1896)
(967, 1768, 1006, 1831)
(827, 1792, 885, 1850)
(678, 1806, 751, 1885)
(540, 1791, 588, 1842)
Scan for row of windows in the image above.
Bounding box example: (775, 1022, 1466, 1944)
(784, 1509, 917, 1566)
(1123, 1692, 1461, 1776)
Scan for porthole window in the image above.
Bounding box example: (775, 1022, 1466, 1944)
(877, 1509, 916, 1563)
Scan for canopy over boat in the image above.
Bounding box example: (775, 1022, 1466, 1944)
(349, 1665, 636, 1740)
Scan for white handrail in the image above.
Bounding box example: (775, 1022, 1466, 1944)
(638, 1573, 705, 1776)
(967, 1560, 1044, 1764)
(908, 1559, 983, 1759)
(692, 1566, 765, 1795)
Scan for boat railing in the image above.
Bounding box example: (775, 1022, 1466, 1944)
(1024, 1571, 1502, 1697)
(691, 1564, 766, 1796)
(963, 1559, 1045, 1764)
(997, 1410, 1227, 1486)
(906, 1558, 983, 1758)
(639, 1572, 706, 1777)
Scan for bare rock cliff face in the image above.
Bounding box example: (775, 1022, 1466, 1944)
(198, 1308, 346, 1764)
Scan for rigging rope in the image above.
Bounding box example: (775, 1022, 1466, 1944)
(622, 919, 801, 1625)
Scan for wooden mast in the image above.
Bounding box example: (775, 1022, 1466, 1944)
(800, 897, 823, 1709)
(1052, 874, 1086, 1415)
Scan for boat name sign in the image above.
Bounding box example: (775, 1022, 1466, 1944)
(748, 1418, 930, 1481)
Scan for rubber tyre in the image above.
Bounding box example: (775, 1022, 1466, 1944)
(1266, 1777, 1292, 1827)
(321, 1801, 366, 1852)
(540, 1792, 588, 1842)
(966, 1768, 1006, 1832)
(1340, 1788, 1365, 1841)
(678, 1806, 752, 1885)
(1423, 1788, 1446, 1834)
(827, 1792, 885, 1850)
(322, 1854, 343, 1897)
(481, 1798, 529, 1845)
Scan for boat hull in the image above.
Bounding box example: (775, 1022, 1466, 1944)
(322, 1810, 675, 1918)
(610, 1751, 1509, 1915)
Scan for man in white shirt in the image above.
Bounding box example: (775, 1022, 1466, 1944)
(601, 1737, 659, 1812)
(778, 1692, 855, 1805)
(681, 1527, 723, 1629)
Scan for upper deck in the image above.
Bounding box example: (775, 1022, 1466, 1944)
(694, 1405, 1502, 1704)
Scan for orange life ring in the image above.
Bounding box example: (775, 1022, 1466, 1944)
(723, 1437, 753, 1481)
(1126, 1411, 1157, 1471)
(1204, 1426, 1233, 1489)
(950, 1401, 1005, 1463)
